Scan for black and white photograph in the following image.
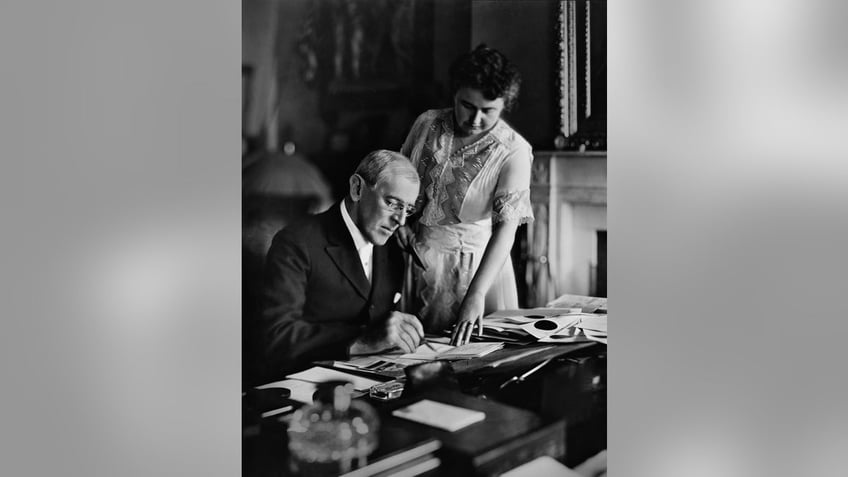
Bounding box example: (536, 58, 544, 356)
(8, 1, 848, 476)
(242, 1, 608, 475)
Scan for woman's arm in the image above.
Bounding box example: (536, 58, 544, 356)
(451, 219, 520, 345)
(451, 145, 533, 345)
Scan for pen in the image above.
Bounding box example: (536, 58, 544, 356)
(498, 357, 555, 390)
(422, 339, 438, 353)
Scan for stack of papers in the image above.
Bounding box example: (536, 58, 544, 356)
(286, 366, 383, 391)
(436, 342, 504, 360)
(398, 341, 502, 360)
(262, 367, 385, 404)
(332, 355, 426, 378)
(485, 307, 608, 345)
(328, 340, 503, 380)
(399, 340, 456, 360)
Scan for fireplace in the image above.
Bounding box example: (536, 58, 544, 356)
(520, 151, 607, 306)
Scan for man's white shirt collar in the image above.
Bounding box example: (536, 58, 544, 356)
(340, 200, 373, 282)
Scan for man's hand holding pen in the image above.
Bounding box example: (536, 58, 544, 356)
(350, 311, 427, 355)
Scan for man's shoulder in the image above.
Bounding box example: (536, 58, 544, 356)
(271, 205, 338, 247)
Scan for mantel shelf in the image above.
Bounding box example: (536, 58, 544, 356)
(531, 151, 606, 206)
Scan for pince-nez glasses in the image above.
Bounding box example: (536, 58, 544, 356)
(381, 197, 416, 217)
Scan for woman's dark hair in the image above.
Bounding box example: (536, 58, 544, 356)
(448, 44, 522, 112)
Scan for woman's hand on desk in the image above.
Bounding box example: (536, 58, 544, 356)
(451, 293, 484, 346)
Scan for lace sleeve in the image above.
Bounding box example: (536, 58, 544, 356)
(492, 189, 534, 225)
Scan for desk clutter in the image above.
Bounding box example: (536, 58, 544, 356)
(245, 378, 568, 476)
(244, 294, 607, 476)
(325, 340, 504, 380)
(483, 308, 607, 345)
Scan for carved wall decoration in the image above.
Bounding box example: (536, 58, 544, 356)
(557, 1, 606, 151)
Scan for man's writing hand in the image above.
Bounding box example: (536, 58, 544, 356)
(350, 312, 425, 355)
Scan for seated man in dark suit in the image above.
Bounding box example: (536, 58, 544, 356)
(262, 150, 425, 378)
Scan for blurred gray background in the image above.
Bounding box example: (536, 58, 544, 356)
(1, 0, 847, 476)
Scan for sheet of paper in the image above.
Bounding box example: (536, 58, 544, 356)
(255, 379, 318, 404)
(585, 334, 607, 344)
(392, 399, 486, 432)
(576, 315, 607, 333)
(437, 342, 504, 359)
(331, 356, 425, 378)
(481, 319, 529, 329)
(286, 366, 382, 392)
(502, 456, 582, 477)
(398, 341, 455, 360)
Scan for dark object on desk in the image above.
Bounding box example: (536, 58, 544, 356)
(243, 387, 292, 415)
(401, 360, 459, 397)
(478, 327, 536, 344)
(541, 353, 606, 467)
(242, 388, 302, 438)
(450, 342, 597, 377)
(384, 388, 565, 476)
(370, 380, 405, 401)
(484, 348, 606, 468)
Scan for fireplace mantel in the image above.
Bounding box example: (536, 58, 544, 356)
(523, 151, 607, 305)
(532, 151, 606, 205)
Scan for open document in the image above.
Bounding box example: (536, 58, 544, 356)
(329, 340, 453, 378)
(330, 340, 505, 378)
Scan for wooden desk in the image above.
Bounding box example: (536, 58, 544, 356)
(243, 341, 606, 475)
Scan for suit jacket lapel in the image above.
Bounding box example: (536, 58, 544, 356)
(369, 245, 387, 302)
(324, 202, 371, 300)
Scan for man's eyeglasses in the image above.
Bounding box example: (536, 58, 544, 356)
(381, 197, 416, 217)
(358, 174, 416, 217)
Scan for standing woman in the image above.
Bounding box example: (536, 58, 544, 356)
(398, 44, 534, 345)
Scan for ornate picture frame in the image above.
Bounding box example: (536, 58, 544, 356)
(558, 1, 606, 151)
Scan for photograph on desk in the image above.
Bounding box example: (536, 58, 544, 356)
(243, 0, 606, 475)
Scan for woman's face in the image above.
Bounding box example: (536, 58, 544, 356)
(452, 87, 505, 137)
